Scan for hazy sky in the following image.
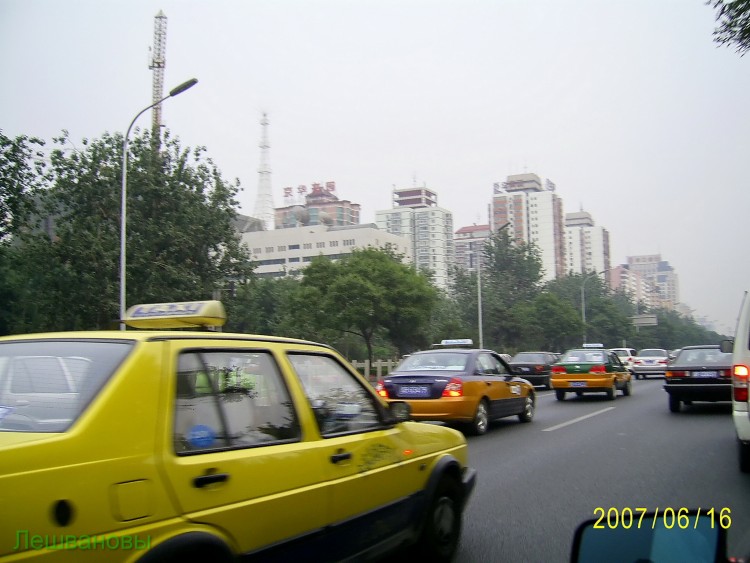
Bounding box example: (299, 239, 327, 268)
(1, 0, 749, 334)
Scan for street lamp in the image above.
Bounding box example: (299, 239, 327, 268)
(581, 268, 611, 344)
(119, 78, 198, 329)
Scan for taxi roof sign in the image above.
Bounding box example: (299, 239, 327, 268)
(582, 343, 605, 348)
(124, 300, 226, 329)
(431, 338, 474, 349)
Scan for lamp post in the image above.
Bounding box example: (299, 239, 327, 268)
(471, 243, 484, 349)
(581, 268, 611, 344)
(119, 78, 198, 329)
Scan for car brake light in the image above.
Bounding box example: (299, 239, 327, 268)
(633, 360, 642, 365)
(733, 365, 749, 402)
(551, 366, 567, 374)
(442, 377, 463, 397)
(375, 380, 389, 398)
(666, 370, 685, 378)
(535, 364, 545, 373)
(589, 364, 606, 374)
(658, 359, 668, 365)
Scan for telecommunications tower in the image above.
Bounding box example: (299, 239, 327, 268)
(149, 10, 167, 137)
(254, 113, 274, 230)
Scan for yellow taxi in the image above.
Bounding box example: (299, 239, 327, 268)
(376, 341, 536, 435)
(0, 301, 475, 562)
(550, 344, 633, 401)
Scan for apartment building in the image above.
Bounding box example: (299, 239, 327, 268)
(564, 210, 611, 277)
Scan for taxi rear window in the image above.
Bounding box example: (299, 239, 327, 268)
(0, 340, 133, 433)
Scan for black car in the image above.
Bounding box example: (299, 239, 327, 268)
(508, 351, 558, 389)
(663, 345, 732, 413)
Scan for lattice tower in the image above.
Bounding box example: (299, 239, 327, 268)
(254, 113, 275, 230)
(149, 10, 167, 137)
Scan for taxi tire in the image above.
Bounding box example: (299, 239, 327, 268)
(469, 400, 490, 436)
(622, 379, 632, 397)
(415, 477, 463, 562)
(606, 386, 616, 401)
(518, 394, 535, 423)
(555, 389, 566, 401)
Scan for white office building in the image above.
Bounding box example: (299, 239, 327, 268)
(241, 224, 412, 277)
(564, 210, 611, 276)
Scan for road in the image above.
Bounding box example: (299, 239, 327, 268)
(453, 378, 750, 562)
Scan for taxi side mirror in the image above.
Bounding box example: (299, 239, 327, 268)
(387, 401, 411, 423)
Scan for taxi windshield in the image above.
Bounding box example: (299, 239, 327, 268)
(397, 352, 468, 371)
(0, 340, 134, 433)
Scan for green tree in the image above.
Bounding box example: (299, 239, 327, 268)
(7, 129, 251, 333)
(301, 248, 438, 363)
(709, 0, 750, 56)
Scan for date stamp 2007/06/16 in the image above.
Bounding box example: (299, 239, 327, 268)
(592, 507, 731, 530)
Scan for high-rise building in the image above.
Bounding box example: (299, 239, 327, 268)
(454, 224, 491, 272)
(275, 182, 360, 229)
(626, 254, 680, 309)
(564, 210, 611, 277)
(376, 186, 454, 289)
(490, 173, 565, 281)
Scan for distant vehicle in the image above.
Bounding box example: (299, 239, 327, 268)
(631, 348, 670, 379)
(663, 345, 732, 413)
(509, 351, 558, 389)
(551, 347, 632, 401)
(377, 346, 535, 436)
(610, 347, 637, 372)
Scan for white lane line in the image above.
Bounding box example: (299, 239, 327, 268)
(542, 407, 616, 432)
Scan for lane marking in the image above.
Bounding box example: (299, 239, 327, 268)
(542, 407, 616, 432)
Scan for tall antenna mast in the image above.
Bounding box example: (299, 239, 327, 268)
(254, 113, 274, 230)
(149, 10, 167, 138)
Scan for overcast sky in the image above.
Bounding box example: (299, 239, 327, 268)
(2, 0, 749, 334)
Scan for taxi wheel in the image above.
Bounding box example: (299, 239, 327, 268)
(518, 394, 535, 423)
(622, 379, 632, 397)
(469, 400, 489, 435)
(416, 477, 462, 562)
(606, 386, 616, 401)
(555, 389, 566, 401)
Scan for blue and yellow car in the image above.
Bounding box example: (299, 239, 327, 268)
(0, 301, 475, 562)
(551, 345, 633, 401)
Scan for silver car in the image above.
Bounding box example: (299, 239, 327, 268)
(631, 348, 670, 380)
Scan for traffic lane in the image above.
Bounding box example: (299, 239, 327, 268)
(454, 379, 750, 562)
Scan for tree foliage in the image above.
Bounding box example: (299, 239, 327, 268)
(4, 129, 251, 333)
(710, 0, 750, 56)
(300, 248, 438, 362)
(0, 130, 46, 242)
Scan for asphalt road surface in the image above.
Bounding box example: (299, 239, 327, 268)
(453, 378, 750, 562)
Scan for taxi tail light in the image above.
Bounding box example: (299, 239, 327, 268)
(551, 366, 567, 375)
(589, 364, 607, 374)
(442, 377, 463, 397)
(733, 365, 749, 402)
(666, 370, 686, 378)
(375, 380, 389, 398)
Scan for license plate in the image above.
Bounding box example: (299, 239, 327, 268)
(399, 385, 430, 398)
(571, 381, 587, 387)
(693, 371, 718, 378)
(645, 360, 655, 364)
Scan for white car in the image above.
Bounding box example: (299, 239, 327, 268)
(721, 291, 750, 473)
(610, 347, 637, 372)
(631, 348, 670, 380)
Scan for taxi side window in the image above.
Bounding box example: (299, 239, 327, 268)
(173, 351, 301, 454)
(287, 353, 383, 437)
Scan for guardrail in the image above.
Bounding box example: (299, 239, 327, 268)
(350, 359, 399, 383)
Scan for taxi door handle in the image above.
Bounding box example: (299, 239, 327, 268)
(193, 472, 230, 488)
(330, 451, 352, 464)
